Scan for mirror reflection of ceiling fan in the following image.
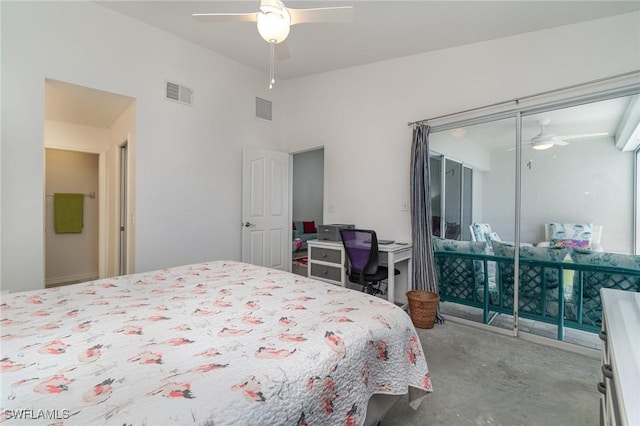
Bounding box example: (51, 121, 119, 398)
(193, 0, 354, 89)
(510, 118, 608, 151)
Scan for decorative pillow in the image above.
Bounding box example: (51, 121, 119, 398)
(433, 238, 488, 299)
(492, 241, 568, 263)
(549, 223, 592, 248)
(552, 239, 590, 249)
(487, 232, 502, 242)
(569, 248, 640, 326)
(292, 222, 297, 230)
(470, 223, 492, 243)
(570, 248, 640, 271)
(492, 240, 568, 294)
(303, 221, 317, 234)
(433, 238, 487, 254)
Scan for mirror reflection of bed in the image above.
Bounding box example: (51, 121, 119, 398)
(428, 91, 639, 348)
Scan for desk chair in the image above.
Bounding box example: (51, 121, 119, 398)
(340, 229, 400, 295)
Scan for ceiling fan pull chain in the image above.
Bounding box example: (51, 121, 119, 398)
(269, 40, 275, 89)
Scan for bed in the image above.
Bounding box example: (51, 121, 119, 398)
(1, 260, 432, 425)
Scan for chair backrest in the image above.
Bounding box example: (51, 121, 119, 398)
(340, 229, 380, 275)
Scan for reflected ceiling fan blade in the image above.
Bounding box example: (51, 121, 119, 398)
(192, 13, 258, 23)
(289, 6, 354, 25)
(260, 0, 283, 10)
(553, 139, 570, 146)
(275, 41, 290, 60)
(558, 132, 608, 140)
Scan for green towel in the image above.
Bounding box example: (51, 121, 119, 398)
(54, 193, 84, 233)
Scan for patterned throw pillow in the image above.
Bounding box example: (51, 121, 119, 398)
(470, 223, 492, 243)
(552, 239, 590, 249)
(491, 241, 568, 316)
(433, 238, 488, 300)
(569, 248, 640, 326)
(487, 232, 502, 242)
(433, 238, 487, 253)
(492, 241, 569, 263)
(549, 223, 593, 249)
(492, 241, 568, 288)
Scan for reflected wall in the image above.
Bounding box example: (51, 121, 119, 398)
(520, 98, 635, 253)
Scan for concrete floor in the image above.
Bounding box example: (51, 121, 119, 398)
(292, 260, 602, 425)
(439, 302, 602, 350)
(382, 320, 601, 426)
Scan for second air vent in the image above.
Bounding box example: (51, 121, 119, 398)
(256, 97, 272, 121)
(165, 81, 193, 106)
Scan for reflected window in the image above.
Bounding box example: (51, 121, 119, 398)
(428, 154, 473, 241)
(429, 155, 443, 237)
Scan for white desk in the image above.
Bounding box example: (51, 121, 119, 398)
(306, 239, 412, 304)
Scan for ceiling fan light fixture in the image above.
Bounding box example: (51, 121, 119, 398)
(531, 140, 554, 150)
(257, 10, 291, 43)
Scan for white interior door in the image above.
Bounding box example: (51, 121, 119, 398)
(242, 148, 290, 269)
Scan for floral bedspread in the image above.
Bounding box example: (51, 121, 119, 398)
(1, 261, 432, 425)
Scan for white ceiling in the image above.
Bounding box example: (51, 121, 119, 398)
(443, 96, 635, 152)
(47, 1, 639, 143)
(46, 79, 135, 129)
(96, 1, 640, 80)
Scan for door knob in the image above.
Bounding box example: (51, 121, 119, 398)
(243, 222, 256, 228)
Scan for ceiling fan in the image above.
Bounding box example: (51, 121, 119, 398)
(193, 0, 354, 89)
(524, 118, 608, 150)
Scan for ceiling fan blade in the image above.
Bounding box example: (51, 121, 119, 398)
(288, 6, 354, 25)
(192, 13, 258, 23)
(558, 132, 608, 140)
(554, 139, 570, 146)
(260, 0, 283, 11)
(275, 41, 290, 60)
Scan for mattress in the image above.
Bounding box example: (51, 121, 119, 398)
(1, 260, 432, 425)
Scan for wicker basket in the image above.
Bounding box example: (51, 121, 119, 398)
(406, 290, 439, 329)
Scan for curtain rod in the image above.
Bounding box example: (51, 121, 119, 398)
(407, 70, 640, 127)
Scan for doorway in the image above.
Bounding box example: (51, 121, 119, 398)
(45, 149, 99, 287)
(44, 79, 136, 284)
(119, 141, 128, 276)
(291, 147, 324, 275)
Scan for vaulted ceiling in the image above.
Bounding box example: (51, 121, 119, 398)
(96, 1, 640, 80)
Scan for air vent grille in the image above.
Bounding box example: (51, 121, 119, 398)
(165, 81, 193, 106)
(256, 97, 272, 121)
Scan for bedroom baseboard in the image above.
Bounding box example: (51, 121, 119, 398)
(46, 272, 98, 287)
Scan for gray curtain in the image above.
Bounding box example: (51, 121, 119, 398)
(410, 124, 443, 323)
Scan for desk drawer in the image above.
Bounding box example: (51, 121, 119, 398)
(310, 263, 342, 282)
(310, 247, 342, 264)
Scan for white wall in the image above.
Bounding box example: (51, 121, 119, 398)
(2, 2, 639, 293)
(282, 12, 640, 244)
(483, 137, 634, 252)
(520, 138, 633, 251)
(1, 1, 283, 292)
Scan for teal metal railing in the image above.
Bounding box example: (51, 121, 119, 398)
(433, 250, 640, 340)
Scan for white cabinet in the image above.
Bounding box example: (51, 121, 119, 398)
(599, 289, 640, 426)
(307, 240, 346, 287)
